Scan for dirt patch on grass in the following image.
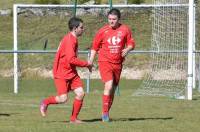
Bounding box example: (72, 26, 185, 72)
(0, 67, 148, 79)
(0, 67, 187, 80)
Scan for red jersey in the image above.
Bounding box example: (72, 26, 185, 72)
(53, 33, 89, 79)
(92, 24, 135, 63)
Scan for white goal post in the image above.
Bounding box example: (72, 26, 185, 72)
(187, 0, 195, 100)
(13, 2, 195, 100)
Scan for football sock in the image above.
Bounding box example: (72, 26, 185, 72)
(70, 99, 83, 121)
(108, 95, 114, 111)
(43, 96, 57, 105)
(102, 95, 111, 115)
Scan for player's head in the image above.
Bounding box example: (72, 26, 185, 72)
(107, 8, 121, 28)
(68, 17, 84, 37)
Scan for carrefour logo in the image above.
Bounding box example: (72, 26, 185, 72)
(107, 36, 121, 45)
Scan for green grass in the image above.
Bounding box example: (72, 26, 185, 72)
(0, 16, 13, 49)
(0, 79, 200, 132)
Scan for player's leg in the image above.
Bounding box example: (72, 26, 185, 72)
(108, 63, 122, 111)
(99, 62, 114, 122)
(40, 78, 69, 117)
(69, 76, 85, 124)
(108, 84, 117, 111)
(102, 80, 114, 122)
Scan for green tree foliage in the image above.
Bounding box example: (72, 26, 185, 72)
(77, 0, 90, 4)
(128, 0, 145, 4)
(34, 0, 60, 4)
(95, 0, 101, 4)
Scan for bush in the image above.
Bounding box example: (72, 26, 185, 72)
(95, 0, 108, 4)
(34, 0, 60, 4)
(128, 0, 144, 4)
(95, 0, 101, 4)
(77, 0, 90, 4)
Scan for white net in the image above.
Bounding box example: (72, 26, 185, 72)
(195, 0, 200, 92)
(133, 0, 189, 98)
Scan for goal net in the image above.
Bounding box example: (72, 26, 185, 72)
(194, 1, 200, 93)
(133, 0, 191, 98)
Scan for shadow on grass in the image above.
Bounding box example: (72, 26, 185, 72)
(46, 117, 173, 123)
(0, 113, 20, 117)
(83, 117, 173, 123)
(46, 120, 68, 123)
(111, 117, 173, 122)
(0, 113, 10, 116)
(83, 118, 102, 122)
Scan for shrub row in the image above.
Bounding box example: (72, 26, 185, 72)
(34, 0, 144, 4)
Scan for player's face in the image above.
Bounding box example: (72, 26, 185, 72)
(108, 14, 119, 28)
(75, 22, 84, 37)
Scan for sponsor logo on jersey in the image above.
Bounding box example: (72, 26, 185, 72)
(107, 36, 121, 45)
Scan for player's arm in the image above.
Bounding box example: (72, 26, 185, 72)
(89, 30, 103, 64)
(89, 50, 97, 64)
(121, 45, 133, 57)
(121, 26, 135, 57)
(69, 56, 93, 72)
(69, 56, 89, 67)
(66, 41, 90, 67)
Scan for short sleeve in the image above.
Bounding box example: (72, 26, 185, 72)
(126, 26, 135, 49)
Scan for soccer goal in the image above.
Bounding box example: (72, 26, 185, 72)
(133, 0, 195, 100)
(12, 1, 195, 100)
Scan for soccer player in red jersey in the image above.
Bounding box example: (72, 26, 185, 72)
(89, 8, 135, 122)
(40, 17, 93, 124)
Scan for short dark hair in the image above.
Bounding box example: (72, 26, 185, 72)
(107, 8, 121, 19)
(68, 17, 83, 31)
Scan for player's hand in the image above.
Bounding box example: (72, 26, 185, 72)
(87, 61, 93, 73)
(121, 48, 129, 57)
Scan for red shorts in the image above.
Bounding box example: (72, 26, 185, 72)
(98, 61, 122, 85)
(54, 75, 83, 95)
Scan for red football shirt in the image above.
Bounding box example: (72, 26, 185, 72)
(92, 24, 135, 63)
(53, 32, 88, 79)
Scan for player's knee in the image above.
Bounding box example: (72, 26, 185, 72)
(76, 91, 85, 99)
(104, 89, 111, 95)
(105, 81, 113, 90)
(104, 80, 114, 95)
(105, 85, 112, 91)
(74, 88, 85, 100)
(57, 94, 68, 103)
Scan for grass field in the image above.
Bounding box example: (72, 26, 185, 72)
(1, 1, 200, 131)
(0, 79, 200, 132)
